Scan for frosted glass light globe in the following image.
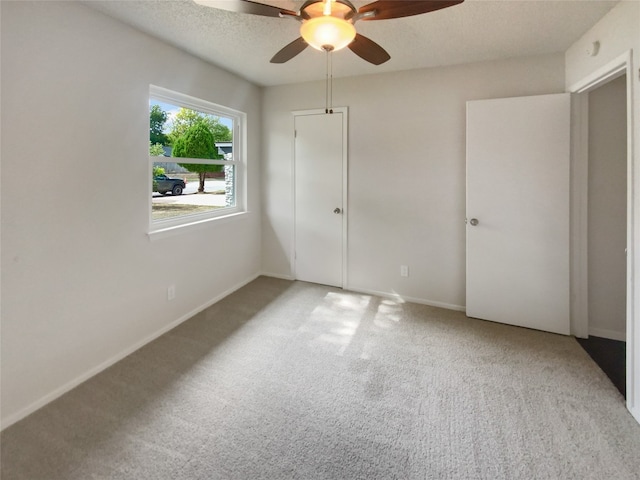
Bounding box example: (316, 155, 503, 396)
(300, 16, 356, 52)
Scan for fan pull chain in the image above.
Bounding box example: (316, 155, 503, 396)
(329, 49, 334, 114)
(325, 48, 329, 113)
(325, 47, 334, 114)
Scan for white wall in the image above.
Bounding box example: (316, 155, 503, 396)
(262, 54, 565, 308)
(0, 1, 262, 428)
(588, 75, 627, 340)
(565, 0, 640, 422)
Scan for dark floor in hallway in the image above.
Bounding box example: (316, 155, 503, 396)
(576, 336, 626, 398)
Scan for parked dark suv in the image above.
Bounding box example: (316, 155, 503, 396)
(154, 174, 186, 195)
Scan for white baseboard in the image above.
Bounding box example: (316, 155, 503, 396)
(346, 285, 465, 312)
(630, 403, 640, 425)
(0, 273, 260, 431)
(261, 271, 295, 281)
(588, 327, 626, 342)
(260, 275, 465, 312)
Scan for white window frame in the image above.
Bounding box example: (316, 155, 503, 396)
(148, 85, 246, 237)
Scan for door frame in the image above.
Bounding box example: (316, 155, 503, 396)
(568, 50, 636, 419)
(291, 108, 349, 287)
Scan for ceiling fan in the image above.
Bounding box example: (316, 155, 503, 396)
(193, 0, 464, 65)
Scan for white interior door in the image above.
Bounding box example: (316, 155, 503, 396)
(466, 93, 571, 335)
(294, 109, 347, 288)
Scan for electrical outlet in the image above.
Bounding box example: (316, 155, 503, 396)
(167, 285, 176, 301)
(400, 265, 409, 277)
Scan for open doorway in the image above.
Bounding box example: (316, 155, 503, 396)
(577, 74, 627, 397)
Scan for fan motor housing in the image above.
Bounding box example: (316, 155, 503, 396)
(300, 0, 357, 19)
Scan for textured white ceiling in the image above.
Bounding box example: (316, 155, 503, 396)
(85, 0, 618, 87)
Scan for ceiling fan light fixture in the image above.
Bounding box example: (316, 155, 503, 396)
(300, 16, 356, 52)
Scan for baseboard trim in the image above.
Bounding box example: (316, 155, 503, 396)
(346, 285, 465, 312)
(0, 273, 261, 432)
(589, 327, 627, 342)
(259, 276, 465, 312)
(261, 271, 295, 281)
(630, 402, 640, 424)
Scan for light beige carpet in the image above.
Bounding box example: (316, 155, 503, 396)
(2, 276, 640, 479)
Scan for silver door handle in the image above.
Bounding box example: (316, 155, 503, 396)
(334, 208, 342, 214)
(469, 218, 479, 226)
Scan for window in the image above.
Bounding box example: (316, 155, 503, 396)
(149, 85, 245, 233)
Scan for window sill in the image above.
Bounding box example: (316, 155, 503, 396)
(148, 211, 250, 241)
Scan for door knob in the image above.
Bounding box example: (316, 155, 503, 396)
(334, 208, 342, 214)
(469, 218, 479, 226)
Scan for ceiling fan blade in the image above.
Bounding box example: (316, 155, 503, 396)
(348, 33, 390, 65)
(358, 0, 463, 21)
(193, 0, 297, 18)
(271, 37, 308, 63)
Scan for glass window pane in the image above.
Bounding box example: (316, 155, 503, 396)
(152, 162, 235, 221)
(149, 87, 241, 227)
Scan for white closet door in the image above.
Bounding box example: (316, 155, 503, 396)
(294, 110, 347, 288)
